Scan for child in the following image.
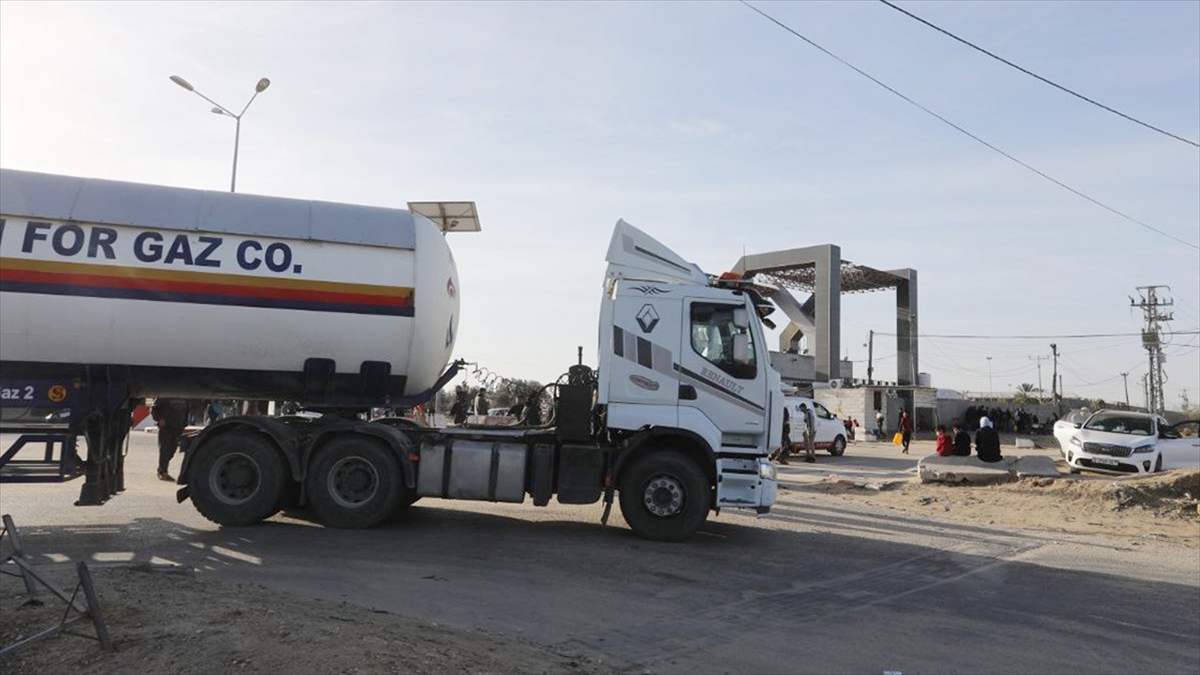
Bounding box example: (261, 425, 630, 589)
(935, 424, 953, 457)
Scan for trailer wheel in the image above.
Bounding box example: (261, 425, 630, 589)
(618, 451, 710, 542)
(190, 431, 288, 526)
(828, 436, 846, 457)
(306, 437, 401, 528)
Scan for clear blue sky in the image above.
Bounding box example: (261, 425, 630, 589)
(2, 1, 1197, 409)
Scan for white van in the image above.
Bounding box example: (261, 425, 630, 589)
(783, 396, 848, 456)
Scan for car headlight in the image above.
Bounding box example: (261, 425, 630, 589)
(1132, 444, 1155, 454)
(1069, 436, 1082, 447)
(759, 460, 777, 481)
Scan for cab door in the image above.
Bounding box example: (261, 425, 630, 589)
(676, 299, 768, 446)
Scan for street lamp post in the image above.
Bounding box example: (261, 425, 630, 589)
(169, 75, 271, 192)
(987, 356, 993, 399)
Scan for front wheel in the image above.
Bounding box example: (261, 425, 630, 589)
(828, 436, 846, 457)
(1154, 455, 1163, 473)
(189, 431, 288, 526)
(306, 437, 403, 529)
(618, 451, 710, 542)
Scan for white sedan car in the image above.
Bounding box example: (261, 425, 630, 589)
(1055, 409, 1200, 475)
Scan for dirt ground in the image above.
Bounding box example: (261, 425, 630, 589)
(2, 470, 1198, 674)
(806, 468, 1200, 548)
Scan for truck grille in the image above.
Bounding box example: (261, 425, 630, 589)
(1082, 443, 1132, 458)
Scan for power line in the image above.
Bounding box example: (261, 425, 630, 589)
(877, 0, 1200, 149)
(875, 331, 1200, 339)
(738, 1, 1200, 251)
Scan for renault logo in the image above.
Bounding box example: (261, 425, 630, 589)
(636, 304, 659, 333)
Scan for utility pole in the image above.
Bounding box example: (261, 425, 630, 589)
(867, 330, 875, 385)
(1130, 286, 1173, 414)
(1120, 372, 1130, 408)
(1029, 355, 1046, 403)
(1050, 343, 1059, 414)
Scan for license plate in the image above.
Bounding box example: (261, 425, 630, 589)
(1093, 457, 1119, 466)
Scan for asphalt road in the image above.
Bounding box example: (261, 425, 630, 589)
(2, 431, 1198, 674)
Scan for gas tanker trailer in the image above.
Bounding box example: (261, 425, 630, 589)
(0, 169, 780, 541)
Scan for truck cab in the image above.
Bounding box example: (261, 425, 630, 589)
(597, 221, 780, 518)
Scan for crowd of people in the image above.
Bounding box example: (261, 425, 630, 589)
(961, 405, 1046, 434)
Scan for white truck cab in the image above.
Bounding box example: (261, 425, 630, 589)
(598, 221, 780, 517)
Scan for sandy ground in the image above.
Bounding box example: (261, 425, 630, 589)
(2, 454, 1197, 674)
(804, 468, 1200, 549)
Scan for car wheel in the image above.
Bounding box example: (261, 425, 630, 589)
(828, 436, 846, 457)
(189, 431, 288, 526)
(618, 451, 710, 542)
(1154, 455, 1163, 473)
(306, 437, 403, 529)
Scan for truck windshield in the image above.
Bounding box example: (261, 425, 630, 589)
(690, 303, 756, 379)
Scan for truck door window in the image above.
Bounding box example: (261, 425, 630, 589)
(690, 303, 756, 379)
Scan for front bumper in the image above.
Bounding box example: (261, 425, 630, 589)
(1067, 451, 1156, 474)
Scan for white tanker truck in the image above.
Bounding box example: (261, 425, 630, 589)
(0, 168, 781, 541)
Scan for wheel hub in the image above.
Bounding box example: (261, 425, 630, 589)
(328, 456, 379, 508)
(211, 453, 261, 505)
(643, 475, 684, 517)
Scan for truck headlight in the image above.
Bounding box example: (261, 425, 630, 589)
(1132, 444, 1155, 454)
(759, 460, 777, 481)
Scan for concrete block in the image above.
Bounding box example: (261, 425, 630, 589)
(917, 454, 1015, 485)
(1015, 455, 1060, 478)
(1013, 437, 1036, 448)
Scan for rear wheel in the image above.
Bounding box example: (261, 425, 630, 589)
(618, 451, 710, 542)
(306, 437, 402, 528)
(189, 431, 288, 526)
(828, 436, 846, 457)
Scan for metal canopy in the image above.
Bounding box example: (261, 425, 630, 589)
(756, 260, 904, 294)
(407, 201, 481, 233)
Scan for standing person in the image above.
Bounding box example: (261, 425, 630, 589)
(974, 416, 1003, 463)
(935, 425, 953, 456)
(773, 408, 792, 465)
(451, 385, 469, 425)
(522, 394, 543, 426)
(875, 409, 885, 440)
(152, 397, 189, 481)
(899, 410, 914, 454)
(951, 422, 972, 457)
(474, 388, 489, 416)
(800, 403, 817, 464)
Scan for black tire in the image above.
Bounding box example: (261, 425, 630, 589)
(1154, 455, 1163, 473)
(828, 436, 846, 457)
(189, 431, 288, 526)
(618, 451, 710, 542)
(306, 437, 402, 528)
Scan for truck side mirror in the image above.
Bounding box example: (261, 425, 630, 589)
(732, 333, 750, 364)
(733, 308, 750, 329)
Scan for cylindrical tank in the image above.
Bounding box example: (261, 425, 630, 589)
(0, 169, 459, 401)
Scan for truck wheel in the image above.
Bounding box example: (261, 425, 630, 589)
(190, 431, 288, 526)
(618, 451, 710, 542)
(828, 436, 846, 457)
(306, 437, 401, 528)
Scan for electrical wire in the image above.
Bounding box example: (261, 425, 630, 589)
(877, 0, 1200, 148)
(738, 0, 1200, 251)
(874, 330, 1200, 339)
